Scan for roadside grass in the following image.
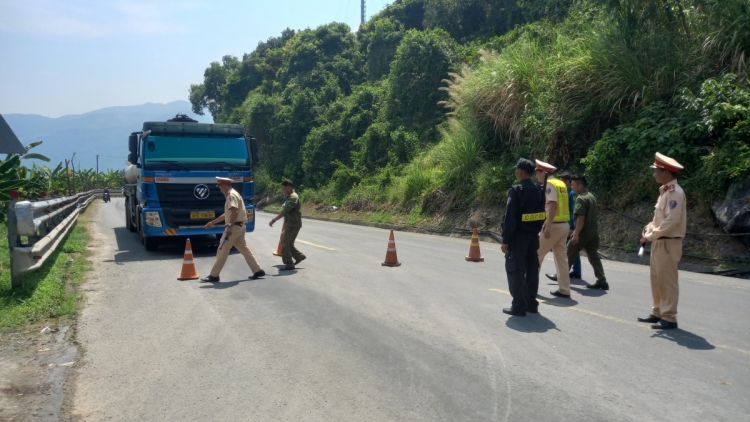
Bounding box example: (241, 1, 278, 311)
(0, 220, 92, 333)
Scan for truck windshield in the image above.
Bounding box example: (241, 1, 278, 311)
(143, 135, 249, 168)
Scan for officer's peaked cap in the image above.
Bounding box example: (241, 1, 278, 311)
(649, 152, 683, 173)
(535, 159, 557, 173)
(515, 158, 535, 173)
(216, 177, 234, 185)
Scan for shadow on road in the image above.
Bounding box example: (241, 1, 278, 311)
(108, 227, 227, 263)
(570, 286, 608, 297)
(651, 329, 716, 351)
(538, 295, 579, 308)
(271, 264, 300, 276)
(199, 278, 253, 289)
(570, 278, 587, 286)
(505, 313, 559, 333)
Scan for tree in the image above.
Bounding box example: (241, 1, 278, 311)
(189, 55, 241, 120)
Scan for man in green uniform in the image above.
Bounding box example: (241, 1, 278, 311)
(269, 179, 306, 270)
(566, 174, 608, 290)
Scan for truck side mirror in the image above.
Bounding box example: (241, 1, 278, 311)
(127, 152, 137, 165)
(128, 134, 138, 153)
(248, 136, 260, 166)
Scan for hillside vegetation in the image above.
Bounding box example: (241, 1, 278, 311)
(189, 0, 750, 216)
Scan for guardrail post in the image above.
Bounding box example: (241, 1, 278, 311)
(7, 199, 23, 288)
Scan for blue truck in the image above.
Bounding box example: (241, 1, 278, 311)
(123, 114, 259, 251)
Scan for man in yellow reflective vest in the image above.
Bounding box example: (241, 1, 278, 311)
(535, 160, 572, 298)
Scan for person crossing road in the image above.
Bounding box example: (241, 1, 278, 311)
(565, 174, 608, 290)
(201, 177, 265, 282)
(269, 179, 306, 270)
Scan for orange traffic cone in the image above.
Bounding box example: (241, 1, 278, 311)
(382, 230, 401, 267)
(177, 238, 200, 280)
(272, 224, 286, 256)
(465, 228, 484, 262)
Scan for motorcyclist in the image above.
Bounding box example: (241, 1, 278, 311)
(103, 187, 110, 202)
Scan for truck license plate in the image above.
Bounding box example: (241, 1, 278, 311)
(190, 211, 215, 219)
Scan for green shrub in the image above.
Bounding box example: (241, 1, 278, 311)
(583, 74, 750, 205)
(474, 161, 517, 205)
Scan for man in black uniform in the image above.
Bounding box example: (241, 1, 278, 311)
(501, 158, 546, 316)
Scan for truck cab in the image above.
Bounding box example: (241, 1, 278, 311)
(124, 114, 259, 251)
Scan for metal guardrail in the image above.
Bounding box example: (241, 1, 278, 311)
(91, 189, 125, 198)
(6, 190, 96, 288)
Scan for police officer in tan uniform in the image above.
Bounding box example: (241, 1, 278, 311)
(638, 153, 686, 330)
(201, 177, 265, 282)
(535, 160, 572, 298)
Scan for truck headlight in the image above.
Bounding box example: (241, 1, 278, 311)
(246, 209, 254, 222)
(145, 211, 163, 227)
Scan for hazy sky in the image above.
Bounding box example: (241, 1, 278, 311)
(0, 0, 390, 117)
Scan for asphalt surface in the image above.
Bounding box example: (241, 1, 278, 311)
(70, 198, 750, 421)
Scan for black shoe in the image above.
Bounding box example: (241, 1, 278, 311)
(569, 272, 582, 279)
(550, 290, 571, 298)
(280, 265, 295, 271)
(249, 270, 266, 280)
(586, 281, 610, 290)
(502, 308, 526, 316)
(527, 307, 539, 314)
(651, 320, 678, 330)
(545, 273, 558, 281)
(294, 256, 306, 265)
(638, 315, 661, 323)
(201, 275, 220, 283)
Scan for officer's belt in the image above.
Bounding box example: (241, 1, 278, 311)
(521, 212, 546, 222)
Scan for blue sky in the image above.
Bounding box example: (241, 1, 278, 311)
(0, 0, 391, 117)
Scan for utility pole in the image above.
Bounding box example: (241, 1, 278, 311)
(361, 0, 365, 25)
(96, 155, 99, 188)
(70, 153, 76, 192)
(65, 159, 71, 194)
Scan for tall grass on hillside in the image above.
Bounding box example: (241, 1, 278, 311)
(585, 17, 699, 114)
(432, 118, 487, 193)
(701, 0, 750, 80)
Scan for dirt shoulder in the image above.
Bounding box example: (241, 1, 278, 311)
(0, 205, 96, 421)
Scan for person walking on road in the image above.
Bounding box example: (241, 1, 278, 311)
(545, 172, 582, 281)
(535, 160, 572, 298)
(269, 179, 306, 270)
(564, 174, 608, 290)
(638, 152, 686, 330)
(201, 177, 265, 282)
(501, 159, 546, 316)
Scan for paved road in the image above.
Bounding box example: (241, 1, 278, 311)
(70, 198, 750, 421)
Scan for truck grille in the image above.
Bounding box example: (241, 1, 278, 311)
(155, 183, 233, 205)
(155, 183, 238, 228)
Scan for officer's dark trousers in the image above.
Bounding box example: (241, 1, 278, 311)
(281, 226, 305, 267)
(566, 234, 607, 283)
(505, 233, 540, 312)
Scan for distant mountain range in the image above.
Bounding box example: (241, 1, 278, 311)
(3, 101, 213, 171)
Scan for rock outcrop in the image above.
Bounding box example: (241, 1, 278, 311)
(712, 176, 750, 247)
